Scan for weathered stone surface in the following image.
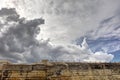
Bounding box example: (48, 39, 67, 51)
(0, 61, 120, 80)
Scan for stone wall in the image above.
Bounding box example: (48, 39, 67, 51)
(0, 61, 120, 80)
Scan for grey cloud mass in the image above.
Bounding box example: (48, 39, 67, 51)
(0, 0, 117, 63)
(0, 8, 44, 63)
(2, 0, 119, 43)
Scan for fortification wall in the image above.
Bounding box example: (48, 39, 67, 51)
(0, 61, 120, 80)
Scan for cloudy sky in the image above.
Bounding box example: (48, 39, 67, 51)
(0, 0, 119, 63)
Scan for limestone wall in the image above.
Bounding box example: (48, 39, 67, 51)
(0, 61, 120, 80)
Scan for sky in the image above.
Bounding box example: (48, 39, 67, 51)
(0, 0, 119, 63)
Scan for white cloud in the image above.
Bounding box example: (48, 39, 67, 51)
(83, 52, 114, 62)
(2, 0, 120, 44)
(0, 0, 118, 62)
(0, 9, 113, 63)
(89, 15, 120, 40)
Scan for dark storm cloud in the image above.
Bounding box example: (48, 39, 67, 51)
(0, 8, 44, 63)
(0, 8, 17, 16)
